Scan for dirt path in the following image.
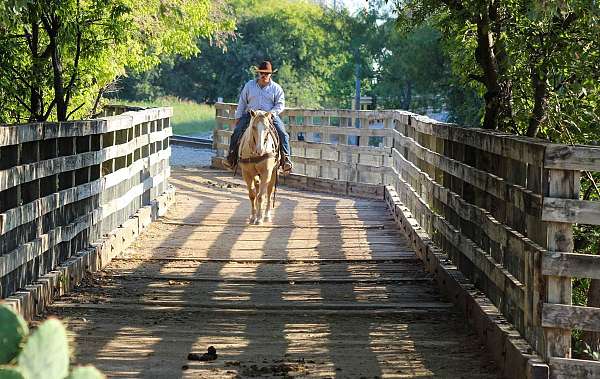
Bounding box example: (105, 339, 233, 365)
(47, 168, 499, 378)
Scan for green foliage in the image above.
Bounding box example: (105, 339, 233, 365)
(0, 0, 233, 123)
(390, 0, 600, 136)
(0, 305, 28, 364)
(0, 306, 105, 379)
(117, 0, 473, 124)
(117, 0, 355, 107)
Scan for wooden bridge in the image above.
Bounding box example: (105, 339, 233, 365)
(2, 104, 600, 378)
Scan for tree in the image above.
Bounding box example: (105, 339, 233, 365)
(117, 0, 357, 108)
(374, 23, 448, 111)
(389, 0, 600, 137)
(0, 0, 233, 123)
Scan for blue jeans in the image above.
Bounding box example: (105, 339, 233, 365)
(228, 113, 291, 160)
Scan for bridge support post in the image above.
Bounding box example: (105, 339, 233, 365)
(542, 169, 580, 359)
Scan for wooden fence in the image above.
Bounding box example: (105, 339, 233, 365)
(0, 105, 172, 300)
(213, 102, 600, 378)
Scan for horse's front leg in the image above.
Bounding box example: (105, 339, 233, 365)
(264, 166, 277, 222)
(255, 173, 270, 225)
(242, 170, 257, 224)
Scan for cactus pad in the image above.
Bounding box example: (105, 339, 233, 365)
(67, 366, 105, 379)
(18, 318, 69, 379)
(0, 305, 29, 364)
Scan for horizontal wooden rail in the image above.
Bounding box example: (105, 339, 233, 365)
(542, 252, 600, 279)
(542, 198, 600, 225)
(542, 303, 600, 332)
(0, 105, 172, 298)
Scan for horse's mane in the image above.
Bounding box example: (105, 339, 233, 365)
(239, 111, 278, 159)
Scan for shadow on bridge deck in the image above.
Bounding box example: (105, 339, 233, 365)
(46, 168, 499, 378)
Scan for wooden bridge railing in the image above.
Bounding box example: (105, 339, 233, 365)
(0, 105, 172, 304)
(213, 102, 600, 377)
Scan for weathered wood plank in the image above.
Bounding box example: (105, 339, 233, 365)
(549, 357, 600, 379)
(0, 149, 169, 236)
(0, 129, 170, 192)
(392, 129, 543, 217)
(542, 252, 600, 279)
(391, 147, 546, 276)
(542, 303, 600, 332)
(407, 115, 548, 165)
(545, 145, 600, 171)
(0, 211, 95, 278)
(543, 169, 579, 359)
(542, 198, 600, 225)
(388, 162, 526, 311)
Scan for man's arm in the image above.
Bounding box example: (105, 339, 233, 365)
(270, 85, 285, 116)
(234, 83, 249, 120)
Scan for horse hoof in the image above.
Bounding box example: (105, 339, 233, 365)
(254, 218, 263, 225)
(249, 217, 256, 224)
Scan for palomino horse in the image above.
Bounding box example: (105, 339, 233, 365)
(238, 110, 279, 224)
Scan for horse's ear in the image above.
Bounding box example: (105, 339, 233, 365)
(250, 110, 256, 118)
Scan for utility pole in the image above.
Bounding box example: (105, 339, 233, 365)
(354, 48, 361, 135)
(354, 62, 361, 113)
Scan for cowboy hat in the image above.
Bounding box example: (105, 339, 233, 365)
(252, 60, 278, 74)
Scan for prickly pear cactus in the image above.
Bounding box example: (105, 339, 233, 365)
(17, 319, 69, 379)
(0, 306, 104, 379)
(0, 366, 26, 379)
(66, 366, 104, 379)
(0, 305, 29, 364)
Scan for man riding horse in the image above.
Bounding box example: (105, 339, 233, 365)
(223, 60, 293, 173)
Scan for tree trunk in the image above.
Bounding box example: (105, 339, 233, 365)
(27, 16, 44, 121)
(475, 17, 501, 130)
(526, 66, 548, 138)
(401, 80, 412, 110)
(44, 16, 67, 121)
(583, 278, 600, 354)
(473, 8, 514, 131)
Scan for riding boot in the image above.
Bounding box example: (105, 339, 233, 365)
(223, 149, 238, 170)
(281, 155, 292, 173)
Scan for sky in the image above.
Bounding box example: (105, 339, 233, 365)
(342, 0, 368, 12)
(326, 0, 394, 15)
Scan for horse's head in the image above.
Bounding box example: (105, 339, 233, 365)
(249, 110, 275, 156)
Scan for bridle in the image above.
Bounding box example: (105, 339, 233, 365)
(238, 114, 280, 164)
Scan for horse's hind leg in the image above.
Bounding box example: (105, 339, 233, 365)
(242, 170, 257, 224)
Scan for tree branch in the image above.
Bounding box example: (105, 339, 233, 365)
(65, 0, 82, 106)
(65, 28, 82, 104)
(439, 0, 465, 12)
(0, 66, 35, 92)
(468, 73, 486, 84)
(42, 99, 56, 120)
(12, 93, 35, 114)
(66, 102, 85, 120)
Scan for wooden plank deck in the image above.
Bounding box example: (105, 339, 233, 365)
(46, 168, 499, 378)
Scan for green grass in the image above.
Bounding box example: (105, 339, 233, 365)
(112, 96, 216, 136)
